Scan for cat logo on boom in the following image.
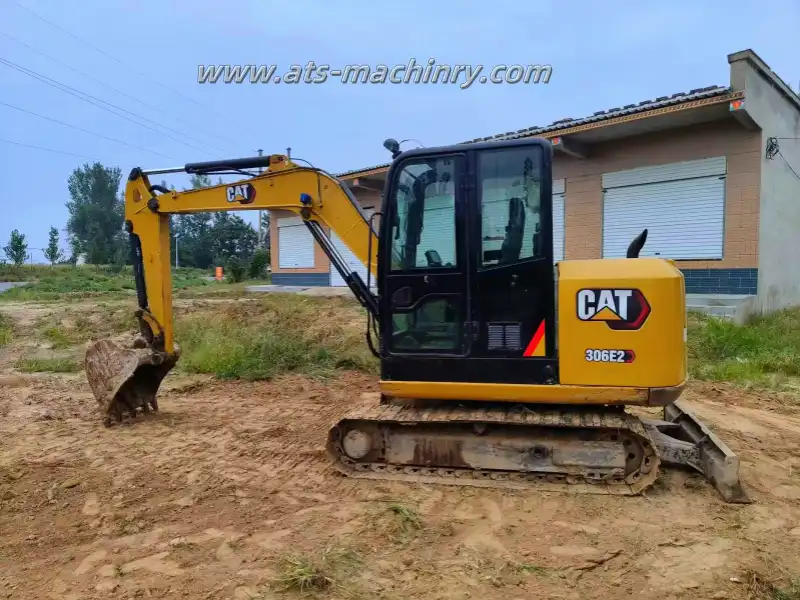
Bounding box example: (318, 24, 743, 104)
(225, 183, 256, 205)
(576, 288, 651, 330)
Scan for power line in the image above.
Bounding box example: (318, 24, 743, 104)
(778, 153, 800, 180)
(0, 53, 220, 155)
(0, 28, 240, 151)
(0, 137, 133, 165)
(0, 100, 177, 160)
(765, 136, 800, 180)
(0, 56, 216, 157)
(11, 1, 236, 125)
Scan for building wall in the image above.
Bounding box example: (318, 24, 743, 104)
(269, 208, 331, 286)
(269, 188, 382, 286)
(729, 52, 800, 312)
(557, 119, 762, 294)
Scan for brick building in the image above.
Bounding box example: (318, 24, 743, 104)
(270, 49, 800, 314)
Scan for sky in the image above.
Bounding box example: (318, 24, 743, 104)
(1, 0, 798, 263)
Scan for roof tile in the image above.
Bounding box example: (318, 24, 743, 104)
(335, 85, 733, 178)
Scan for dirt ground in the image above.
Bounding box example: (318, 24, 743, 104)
(1, 299, 800, 600)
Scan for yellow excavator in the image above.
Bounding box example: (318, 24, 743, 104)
(84, 137, 750, 503)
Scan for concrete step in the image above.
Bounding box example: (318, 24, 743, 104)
(686, 293, 752, 307)
(687, 304, 737, 319)
(686, 294, 755, 322)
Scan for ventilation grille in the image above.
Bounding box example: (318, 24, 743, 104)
(487, 322, 522, 350)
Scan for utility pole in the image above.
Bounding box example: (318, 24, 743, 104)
(257, 148, 264, 247)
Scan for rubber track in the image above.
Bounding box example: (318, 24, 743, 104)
(326, 403, 661, 496)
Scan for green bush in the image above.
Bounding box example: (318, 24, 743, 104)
(248, 248, 269, 279)
(225, 257, 245, 283)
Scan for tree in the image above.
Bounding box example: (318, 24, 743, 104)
(171, 175, 214, 269)
(209, 212, 258, 265)
(65, 162, 124, 265)
(167, 174, 258, 270)
(3, 229, 28, 266)
(248, 247, 269, 279)
(44, 226, 63, 265)
(67, 235, 81, 266)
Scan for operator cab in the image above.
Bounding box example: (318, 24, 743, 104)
(377, 137, 557, 385)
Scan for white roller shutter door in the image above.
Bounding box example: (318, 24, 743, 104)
(277, 216, 315, 268)
(417, 195, 457, 267)
(553, 179, 565, 262)
(330, 208, 376, 287)
(602, 157, 726, 260)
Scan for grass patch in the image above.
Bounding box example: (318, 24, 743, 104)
(15, 357, 81, 373)
(0, 264, 209, 302)
(273, 544, 362, 596)
(176, 294, 377, 380)
(384, 501, 423, 539)
(0, 313, 12, 346)
(744, 569, 800, 600)
(41, 326, 76, 349)
(688, 308, 800, 387)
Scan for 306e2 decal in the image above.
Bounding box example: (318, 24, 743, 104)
(576, 288, 651, 330)
(585, 349, 636, 363)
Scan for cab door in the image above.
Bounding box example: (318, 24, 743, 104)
(379, 153, 471, 382)
(466, 143, 558, 384)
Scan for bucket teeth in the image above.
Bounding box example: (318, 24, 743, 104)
(84, 338, 179, 426)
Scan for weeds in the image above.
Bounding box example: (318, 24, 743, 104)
(743, 568, 800, 600)
(688, 308, 800, 388)
(15, 357, 81, 373)
(176, 294, 377, 380)
(384, 502, 423, 538)
(41, 326, 76, 349)
(0, 313, 12, 346)
(516, 563, 549, 576)
(273, 544, 362, 596)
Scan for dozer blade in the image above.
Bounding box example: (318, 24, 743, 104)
(84, 338, 180, 427)
(642, 399, 752, 504)
(327, 402, 661, 496)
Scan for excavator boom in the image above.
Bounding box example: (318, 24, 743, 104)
(84, 139, 750, 504)
(126, 154, 378, 353)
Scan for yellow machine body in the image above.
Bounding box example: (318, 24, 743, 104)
(82, 144, 749, 504)
(557, 257, 687, 389)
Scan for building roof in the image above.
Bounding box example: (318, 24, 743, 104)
(336, 84, 732, 179)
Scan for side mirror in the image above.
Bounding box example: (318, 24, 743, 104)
(383, 138, 402, 159)
(626, 228, 648, 258)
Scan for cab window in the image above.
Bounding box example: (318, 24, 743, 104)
(389, 157, 457, 271)
(477, 147, 544, 268)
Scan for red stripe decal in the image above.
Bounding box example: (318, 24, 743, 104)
(523, 320, 546, 357)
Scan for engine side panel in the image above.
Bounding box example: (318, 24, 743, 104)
(557, 258, 687, 389)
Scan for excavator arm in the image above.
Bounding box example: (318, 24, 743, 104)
(125, 153, 379, 354)
(85, 153, 380, 425)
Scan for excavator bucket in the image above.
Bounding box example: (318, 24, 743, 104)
(84, 338, 180, 427)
